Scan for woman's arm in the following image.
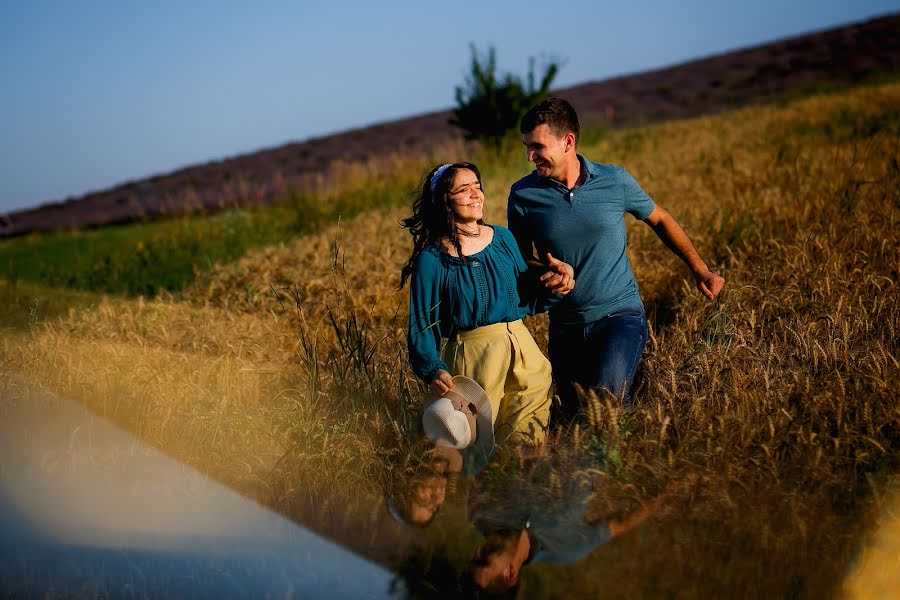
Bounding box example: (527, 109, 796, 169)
(407, 252, 451, 383)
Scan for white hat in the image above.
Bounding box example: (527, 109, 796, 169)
(422, 376, 494, 459)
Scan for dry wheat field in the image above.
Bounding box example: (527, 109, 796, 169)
(2, 82, 898, 598)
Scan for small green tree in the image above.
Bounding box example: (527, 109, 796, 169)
(451, 45, 562, 147)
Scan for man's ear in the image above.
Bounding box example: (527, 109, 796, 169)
(564, 131, 576, 152)
(506, 563, 520, 586)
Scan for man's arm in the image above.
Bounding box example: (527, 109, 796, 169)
(643, 205, 725, 301)
(607, 496, 662, 538)
(607, 470, 699, 537)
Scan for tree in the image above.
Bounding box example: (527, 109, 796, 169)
(451, 45, 562, 147)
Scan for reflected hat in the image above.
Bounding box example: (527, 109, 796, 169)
(423, 376, 494, 458)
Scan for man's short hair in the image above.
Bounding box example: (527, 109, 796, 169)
(520, 97, 580, 146)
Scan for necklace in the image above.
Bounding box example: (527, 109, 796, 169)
(457, 223, 481, 238)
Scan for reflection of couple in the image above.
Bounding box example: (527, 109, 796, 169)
(387, 441, 699, 596)
(467, 469, 698, 594)
(402, 98, 726, 452)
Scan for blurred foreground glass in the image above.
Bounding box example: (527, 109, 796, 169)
(0, 383, 401, 598)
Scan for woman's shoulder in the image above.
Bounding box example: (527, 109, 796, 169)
(413, 243, 445, 270)
(484, 224, 513, 244)
(486, 225, 518, 252)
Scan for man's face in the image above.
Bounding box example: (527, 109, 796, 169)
(472, 548, 517, 593)
(472, 555, 510, 591)
(522, 123, 571, 181)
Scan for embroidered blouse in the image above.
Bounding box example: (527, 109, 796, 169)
(407, 225, 560, 381)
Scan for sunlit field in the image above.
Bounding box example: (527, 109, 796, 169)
(2, 81, 898, 597)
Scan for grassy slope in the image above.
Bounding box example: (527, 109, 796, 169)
(1, 82, 898, 597)
(0, 153, 441, 296)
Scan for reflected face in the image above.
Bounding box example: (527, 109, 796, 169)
(472, 548, 516, 592)
(408, 474, 447, 525)
(447, 169, 484, 225)
(522, 123, 570, 180)
(471, 529, 526, 591)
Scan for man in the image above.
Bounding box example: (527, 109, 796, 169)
(469, 502, 658, 594)
(508, 97, 725, 420)
(468, 470, 694, 594)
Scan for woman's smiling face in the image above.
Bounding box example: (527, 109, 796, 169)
(447, 168, 484, 224)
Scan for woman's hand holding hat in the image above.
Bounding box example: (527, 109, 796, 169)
(429, 369, 454, 396)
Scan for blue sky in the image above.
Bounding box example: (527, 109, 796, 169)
(1, 1, 896, 214)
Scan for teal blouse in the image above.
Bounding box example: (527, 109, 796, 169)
(407, 225, 560, 382)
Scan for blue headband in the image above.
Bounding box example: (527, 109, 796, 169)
(429, 164, 452, 192)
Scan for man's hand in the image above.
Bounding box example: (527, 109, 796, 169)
(694, 268, 725, 301)
(429, 369, 454, 396)
(644, 205, 725, 302)
(538, 253, 575, 295)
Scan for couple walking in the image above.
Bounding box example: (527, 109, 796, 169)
(402, 98, 725, 453)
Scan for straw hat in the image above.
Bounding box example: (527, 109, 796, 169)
(423, 376, 494, 459)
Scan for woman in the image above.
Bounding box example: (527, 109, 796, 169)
(400, 162, 573, 449)
(388, 444, 461, 526)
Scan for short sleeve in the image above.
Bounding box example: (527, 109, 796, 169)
(621, 168, 656, 220)
(507, 191, 536, 261)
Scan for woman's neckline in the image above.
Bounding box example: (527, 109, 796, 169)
(437, 224, 496, 259)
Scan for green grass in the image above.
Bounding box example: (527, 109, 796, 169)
(0, 280, 102, 331)
(0, 209, 290, 296)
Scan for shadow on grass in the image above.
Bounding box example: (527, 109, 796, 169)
(642, 274, 688, 332)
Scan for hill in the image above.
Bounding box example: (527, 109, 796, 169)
(1, 12, 898, 237)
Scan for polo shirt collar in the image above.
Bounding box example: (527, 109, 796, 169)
(537, 154, 596, 189)
(579, 154, 599, 180)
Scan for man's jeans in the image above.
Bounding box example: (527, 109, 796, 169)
(548, 307, 647, 422)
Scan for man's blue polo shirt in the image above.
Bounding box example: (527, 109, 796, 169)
(507, 155, 656, 326)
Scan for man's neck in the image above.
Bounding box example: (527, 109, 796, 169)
(554, 154, 583, 190)
(514, 529, 531, 565)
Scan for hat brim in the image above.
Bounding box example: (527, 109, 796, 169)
(447, 375, 494, 460)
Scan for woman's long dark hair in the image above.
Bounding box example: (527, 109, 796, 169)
(399, 162, 484, 289)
